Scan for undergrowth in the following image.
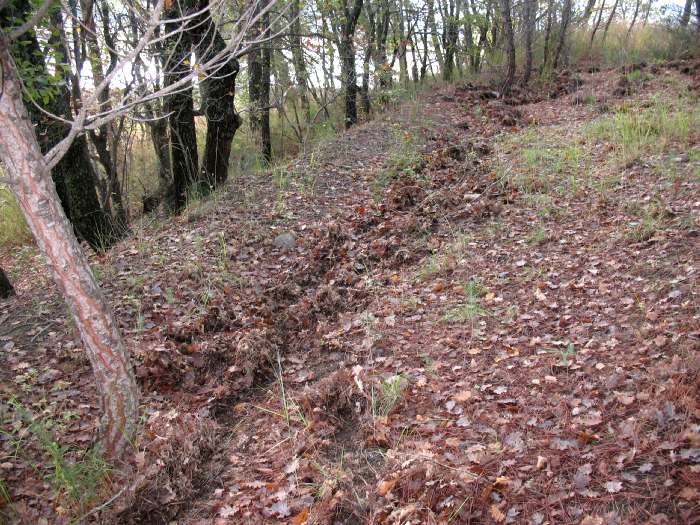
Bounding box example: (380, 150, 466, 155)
(0, 397, 111, 513)
(0, 185, 31, 248)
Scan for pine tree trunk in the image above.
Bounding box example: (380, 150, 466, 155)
(0, 268, 14, 299)
(0, 33, 139, 459)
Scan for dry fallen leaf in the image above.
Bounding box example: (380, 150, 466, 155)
(679, 487, 700, 501)
(536, 455, 548, 469)
(617, 394, 635, 406)
(494, 476, 510, 490)
(580, 516, 603, 525)
(605, 480, 623, 493)
(445, 437, 462, 448)
(291, 507, 310, 524)
(453, 390, 473, 402)
(377, 478, 398, 496)
(490, 504, 506, 523)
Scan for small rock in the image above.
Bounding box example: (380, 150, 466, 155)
(479, 90, 500, 100)
(273, 232, 296, 250)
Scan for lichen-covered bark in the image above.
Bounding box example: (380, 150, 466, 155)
(0, 33, 139, 459)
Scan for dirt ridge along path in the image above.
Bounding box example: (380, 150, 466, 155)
(177, 66, 698, 524)
(169, 88, 526, 524)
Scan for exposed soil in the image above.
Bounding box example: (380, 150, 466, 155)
(1, 61, 699, 524)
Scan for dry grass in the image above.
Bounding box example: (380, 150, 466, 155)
(0, 185, 31, 248)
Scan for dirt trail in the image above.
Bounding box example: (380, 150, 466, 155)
(1, 62, 699, 524)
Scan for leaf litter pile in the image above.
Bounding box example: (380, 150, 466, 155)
(1, 61, 699, 524)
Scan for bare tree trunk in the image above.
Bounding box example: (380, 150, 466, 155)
(261, 30, 272, 161)
(196, 0, 243, 183)
(470, 0, 487, 73)
(395, 0, 409, 84)
(410, 30, 420, 82)
(80, 0, 127, 229)
(3, 2, 115, 249)
(0, 268, 14, 299)
(372, 0, 391, 88)
(581, 0, 597, 25)
(541, 0, 555, 73)
(147, 116, 172, 190)
(163, 1, 199, 209)
(129, 13, 171, 211)
(554, 0, 573, 69)
(626, 0, 641, 39)
(522, 0, 536, 85)
(0, 33, 139, 459)
(420, 1, 430, 79)
(681, 0, 692, 25)
(428, 0, 444, 72)
(333, 0, 363, 128)
(289, 0, 311, 120)
(590, 0, 606, 45)
(499, 0, 516, 93)
(361, 20, 373, 114)
(442, 0, 460, 81)
(248, 7, 271, 160)
(339, 37, 359, 127)
(602, 0, 620, 43)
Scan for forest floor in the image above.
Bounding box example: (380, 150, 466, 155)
(1, 60, 700, 525)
